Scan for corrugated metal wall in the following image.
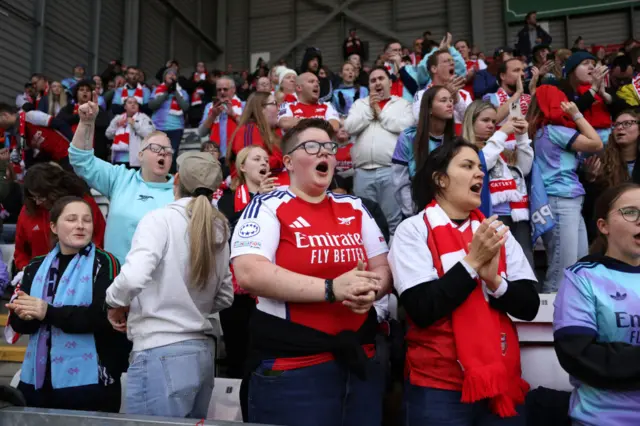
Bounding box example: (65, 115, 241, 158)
(569, 11, 630, 46)
(0, 0, 36, 103)
(230, 0, 472, 71)
(484, 0, 506, 53)
(99, 0, 125, 71)
(139, 0, 169, 77)
(43, 0, 92, 82)
(0, 0, 218, 104)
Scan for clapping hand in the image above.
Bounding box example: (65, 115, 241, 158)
(439, 32, 452, 50)
(582, 156, 602, 183)
(340, 260, 379, 315)
(6, 291, 48, 321)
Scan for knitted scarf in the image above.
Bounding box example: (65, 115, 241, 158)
(122, 84, 144, 104)
(422, 200, 528, 417)
(155, 83, 183, 115)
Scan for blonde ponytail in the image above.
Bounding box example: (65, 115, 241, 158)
(186, 192, 229, 290)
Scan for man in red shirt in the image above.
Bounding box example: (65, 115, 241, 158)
(278, 72, 340, 132)
(0, 103, 73, 170)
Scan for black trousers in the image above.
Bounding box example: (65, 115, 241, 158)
(18, 377, 121, 412)
(219, 293, 256, 379)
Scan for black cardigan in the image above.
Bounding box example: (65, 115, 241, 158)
(10, 248, 132, 380)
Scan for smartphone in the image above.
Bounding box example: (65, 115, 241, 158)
(509, 101, 523, 119)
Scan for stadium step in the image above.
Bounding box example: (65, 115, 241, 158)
(0, 304, 26, 367)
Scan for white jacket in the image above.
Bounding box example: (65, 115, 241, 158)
(105, 112, 155, 167)
(344, 96, 415, 169)
(105, 197, 234, 352)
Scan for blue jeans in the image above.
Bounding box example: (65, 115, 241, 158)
(126, 338, 215, 419)
(163, 128, 184, 174)
(404, 385, 526, 426)
(542, 195, 588, 293)
(354, 167, 402, 235)
(248, 357, 385, 426)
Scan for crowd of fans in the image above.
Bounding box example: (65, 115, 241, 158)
(0, 8, 639, 426)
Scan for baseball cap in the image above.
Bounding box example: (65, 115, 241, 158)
(176, 152, 222, 194)
(494, 46, 514, 58)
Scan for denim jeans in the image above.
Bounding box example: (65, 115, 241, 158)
(163, 128, 184, 174)
(542, 195, 588, 293)
(248, 357, 385, 426)
(354, 166, 402, 235)
(126, 338, 215, 419)
(404, 385, 526, 426)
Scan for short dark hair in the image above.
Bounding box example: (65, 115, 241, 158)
(384, 40, 402, 52)
(427, 49, 450, 78)
(455, 39, 470, 48)
(73, 79, 95, 101)
(497, 58, 523, 85)
(611, 54, 632, 71)
(0, 103, 17, 115)
(281, 118, 336, 155)
(525, 11, 536, 21)
(412, 137, 479, 212)
(30, 73, 45, 81)
(126, 66, 138, 73)
(368, 66, 391, 81)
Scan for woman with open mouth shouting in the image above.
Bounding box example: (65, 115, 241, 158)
(553, 183, 640, 426)
(230, 118, 392, 426)
(68, 94, 175, 264)
(389, 138, 539, 426)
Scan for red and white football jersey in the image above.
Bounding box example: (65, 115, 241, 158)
(230, 190, 388, 369)
(278, 101, 339, 124)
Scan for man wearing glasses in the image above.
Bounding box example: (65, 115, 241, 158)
(197, 76, 244, 164)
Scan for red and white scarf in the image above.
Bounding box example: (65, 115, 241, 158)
(155, 83, 183, 116)
(488, 154, 529, 222)
(422, 200, 528, 417)
(495, 88, 530, 121)
(112, 113, 136, 152)
(632, 74, 640, 102)
(122, 84, 144, 104)
(234, 184, 251, 212)
(191, 87, 205, 106)
(4, 284, 22, 344)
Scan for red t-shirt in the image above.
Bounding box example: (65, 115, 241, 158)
(278, 101, 339, 123)
(14, 194, 106, 270)
(230, 191, 389, 370)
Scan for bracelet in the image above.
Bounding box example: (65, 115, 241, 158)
(572, 112, 584, 122)
(324, 279, 336, 303)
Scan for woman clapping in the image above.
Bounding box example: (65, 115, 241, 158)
(389, 139, 539, 426)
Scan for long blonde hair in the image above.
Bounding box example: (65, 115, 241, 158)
(180, 185, 229, 290)
(463, 100, 518, 166)
(48, 81, 68, 115)
(231, 145, 267, 190)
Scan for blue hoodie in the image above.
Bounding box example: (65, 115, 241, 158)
(69, 145, 175, 263)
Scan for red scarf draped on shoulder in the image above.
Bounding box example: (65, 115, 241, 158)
(422, 200, 528, 417)
(155, 84, 183, 115)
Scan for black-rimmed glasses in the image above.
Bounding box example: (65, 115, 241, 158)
(612, 120, 639, 130)
(287, 140, 338, 155)
(142, 143, 174, 155)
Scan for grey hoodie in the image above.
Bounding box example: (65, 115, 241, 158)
(106, 197, 234, 352)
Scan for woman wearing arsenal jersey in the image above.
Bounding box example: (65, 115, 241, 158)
(228, 92, 287, 185)
(231, 118, 392, 426)
(389, 139, 539, 426)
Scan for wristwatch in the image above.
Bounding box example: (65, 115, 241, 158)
(324, 279, 336, 303)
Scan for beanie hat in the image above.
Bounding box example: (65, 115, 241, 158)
(278, 68, 297, 86)
(564, 51, 596, 76)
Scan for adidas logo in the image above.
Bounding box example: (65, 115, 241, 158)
(289, 217, 311, 228)
(32, 225, 40, 231)
(611, 292, 627, 301)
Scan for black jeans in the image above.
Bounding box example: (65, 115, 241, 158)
(18, 376, 121, 412)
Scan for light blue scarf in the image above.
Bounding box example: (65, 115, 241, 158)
(21, 244, 99, 389)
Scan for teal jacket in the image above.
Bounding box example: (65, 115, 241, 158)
(69, 145, 175, 263)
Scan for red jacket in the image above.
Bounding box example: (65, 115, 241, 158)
(14, 194, 106, 270)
